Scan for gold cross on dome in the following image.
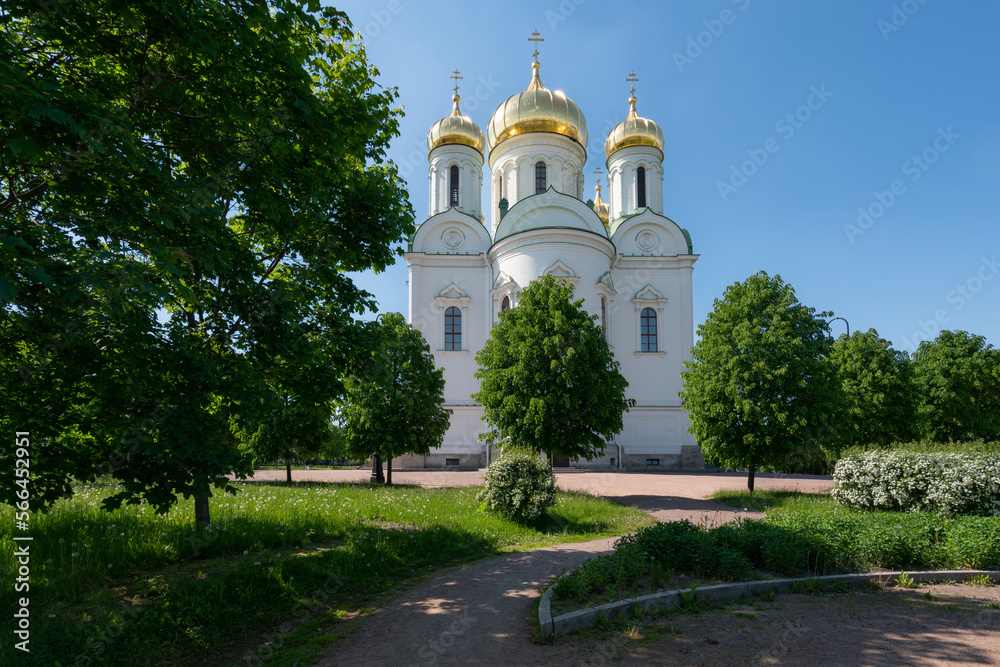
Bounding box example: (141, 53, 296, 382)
(528, 30, 544, 61)
(450, 69, 463, 96)
(626, 70, 639, 96)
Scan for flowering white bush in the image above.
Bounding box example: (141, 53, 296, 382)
(833, 451, 1000, 516)
(477, 448, 557, 523)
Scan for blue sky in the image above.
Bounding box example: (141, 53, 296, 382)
(341, 0, 1000, 353)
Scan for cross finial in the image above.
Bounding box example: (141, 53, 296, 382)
(450, 69, 463, 96)
(626, 70, 639, 97)
(593, 166, 604, 189)
(528, 30, 544, 62)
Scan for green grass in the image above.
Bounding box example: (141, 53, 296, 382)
(552, 490, 1000, 613)
(0, 480, 654, 666)
(709, 488, 835, 513)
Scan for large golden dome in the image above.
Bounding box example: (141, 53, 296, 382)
(427, 94, 485, 155)
(604, 94, 664, 159)
(487, 61, 588, 151)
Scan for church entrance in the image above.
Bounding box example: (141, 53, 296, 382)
(551, 454, 571, 468)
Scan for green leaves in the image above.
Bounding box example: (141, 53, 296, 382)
(912, 331, 1000, 441)
(340, 312, 451, 463)
(680, 271, 839, 483)
(0, 1, 413, 522)
(829, 329, 917, 449)
(473, 274, 633, 461)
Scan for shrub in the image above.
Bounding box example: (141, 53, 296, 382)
(477, 447, 557, 523)
(833, 451, 1000, 516)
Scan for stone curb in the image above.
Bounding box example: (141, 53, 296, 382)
(539, 569, 1000, 638)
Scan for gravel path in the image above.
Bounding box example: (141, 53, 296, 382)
(239, 469, 837, 666)
(243, 470, 1000, 666)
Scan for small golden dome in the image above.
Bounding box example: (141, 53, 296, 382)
(427, 94, 485, 155)
(604, 94, 664, 159)
(487, 61, 588, 152)
(593, 181, 609, 226)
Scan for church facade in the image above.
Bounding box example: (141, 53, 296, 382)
(400, 50, 703, 470)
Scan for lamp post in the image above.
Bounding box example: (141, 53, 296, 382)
(827, 317, 850, 337)
(369, 312, 386, 484)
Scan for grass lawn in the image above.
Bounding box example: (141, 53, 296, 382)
(709, 487, 837, 513)
(0, 480, 654, 666)
(550, 489, 1000, 615)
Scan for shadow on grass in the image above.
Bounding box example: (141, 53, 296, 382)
(1, 524, 497, 667)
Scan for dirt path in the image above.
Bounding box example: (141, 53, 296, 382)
(304, 471, 841, 666)
(252, 470, 1000, 666)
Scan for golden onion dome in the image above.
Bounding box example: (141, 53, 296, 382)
(427, 93, 485, 155)
(592, 180, 609, 226)
(604, 94, 664, 159)
(487, 60, 588, 151)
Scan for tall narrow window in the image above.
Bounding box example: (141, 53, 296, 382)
(601, 297, 608, 341)
(501, 295, 510, 312)
(449, 165, 460, 207)
(497, 173, 503, 200)
(640, 307, 657, 352)
(444, 307, 461, 350)
(535, 161, 546, 194)
(637, 167, 646, 209)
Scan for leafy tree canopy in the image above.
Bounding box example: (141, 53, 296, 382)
(340, 313, 451, 477)
(679, 271, 840, 492)
(473, 274, 633, 461)
(912, 330, 1000, 441)
(0, 0, 413, 527)
(829, 329, 917, 450)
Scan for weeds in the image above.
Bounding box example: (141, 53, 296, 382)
(0, 481, 652, 666)
(967, 574, 996, 587)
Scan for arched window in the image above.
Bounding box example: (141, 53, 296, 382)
(449, 165, 460, 207)
(444, 307, 461, 350)
(535, 161, 546, 194)
(501, 295, 510, 312)
(497, 173, 503, 200)
(637, 166, 646, 209)
(601, 297, 607, 341)
(640, 307, 657, 352)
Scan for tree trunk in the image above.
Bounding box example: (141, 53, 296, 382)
(747, 464, 756, 496)
(370, 453, 384, 484)
(286, 460, 292, 485)
(386, 457, 392, 486)
(195, 484, 211, 532)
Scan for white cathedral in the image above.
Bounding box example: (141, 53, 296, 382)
(398, 46, 703, 470)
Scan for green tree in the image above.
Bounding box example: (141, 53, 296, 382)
(679, 271, 840, 493)
(241, 394, 337, 484)
(912, 330, 1000, 441)
(473, 274, 634, 461)
(341, 313, 451, 485)
(829, 329, 917, 450)
(0, 1, 412, 528)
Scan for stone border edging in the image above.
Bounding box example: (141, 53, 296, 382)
(539, 569, 1000, 638)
